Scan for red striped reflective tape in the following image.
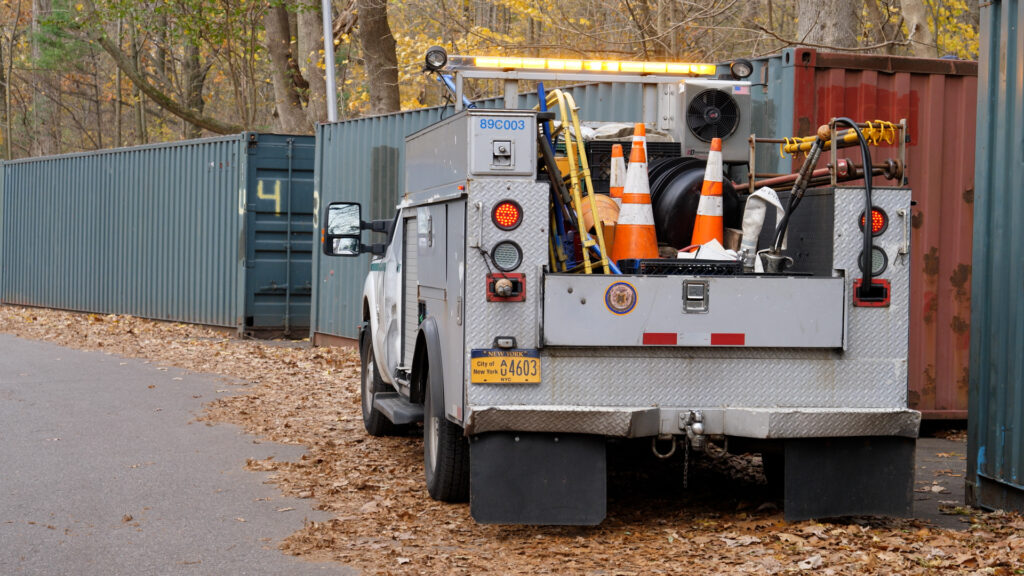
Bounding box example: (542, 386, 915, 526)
(711, 333, 745, 346)
(641, 332, 746, 346)
(642, 332, 677, 345)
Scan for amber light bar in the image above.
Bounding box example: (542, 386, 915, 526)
(447, 55, 716, 76)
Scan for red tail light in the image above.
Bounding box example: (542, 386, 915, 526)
(492, 200, 522, 230)
(860, 208, 888, 236)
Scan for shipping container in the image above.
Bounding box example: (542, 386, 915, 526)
(968, 2, 1024, 512)
(748, 49, 978, 419)
(0, 133, 315, 335)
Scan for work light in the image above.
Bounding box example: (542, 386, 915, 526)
(425, 46, 448, 71)
(730, 59, 753, 79)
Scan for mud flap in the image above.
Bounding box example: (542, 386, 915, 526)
(470, 432, 606, 525)
(784, 436, 915, 521)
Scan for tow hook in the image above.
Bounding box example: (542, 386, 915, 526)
(494, 277, 514, 297)
(651, 435, 677, 459)
(684, 410, 707, 453)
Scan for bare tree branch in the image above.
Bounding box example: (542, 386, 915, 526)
(90, 31, 243, 134)
(755, 23, 910, 53)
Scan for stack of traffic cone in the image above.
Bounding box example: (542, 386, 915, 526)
(604, 144, 626, 255)
(690, 137, 724, 247)
(608, 144, 626, 209)
(631, 124, 648, 171)
(610, 124, 659, 264)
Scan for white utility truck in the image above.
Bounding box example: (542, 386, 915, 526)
(322, 51, 918, 525)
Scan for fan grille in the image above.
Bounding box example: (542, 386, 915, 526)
(686, 89, 740, 142)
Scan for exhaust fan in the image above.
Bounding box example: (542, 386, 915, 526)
(675, 79, 752, 164)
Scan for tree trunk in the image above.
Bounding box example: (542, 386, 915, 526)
(154, 13, 168, 81)
(182, 40, 206, 139)
(130, 19, 146, 144)
(796, 0, 860, 49)
(91, 51, 103, 148)
(115, 17, 122, 147)
(31, 0, 57, 156)
(297, 1, 328, 125)
(901, 0, 938, 57)
(264, 4, 311, 133)
(864, 0, 897, 54)
(357, 0, 400, 114)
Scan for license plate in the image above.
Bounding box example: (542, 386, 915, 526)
(470, 349, 541, 384)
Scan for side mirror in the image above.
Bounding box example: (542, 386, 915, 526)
(323, 202, 363, 256)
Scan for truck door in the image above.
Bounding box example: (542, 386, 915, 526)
(378, 212, 410, 378)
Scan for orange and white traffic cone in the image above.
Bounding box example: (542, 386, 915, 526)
(630, 124, 647, 171)
(690, 137, 724, 247)
(608, 144, 626, 210)
(610, 124, 659, 264)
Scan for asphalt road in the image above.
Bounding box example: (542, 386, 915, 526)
(0, 334, 352, 576)
(914, 436, 970, 530)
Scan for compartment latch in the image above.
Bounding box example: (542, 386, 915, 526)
(682, 280, 709, 313)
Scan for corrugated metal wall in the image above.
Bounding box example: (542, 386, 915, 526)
(968, 2, 1024, 512)
(1, 133, 315, 333)
(311, 109, 440, 341)
(752, 49, 978, 419)
(311, 83, 644, 342)
(2, 136, 245, 327)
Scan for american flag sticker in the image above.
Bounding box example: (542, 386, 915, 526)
(733, 85, 750, 95)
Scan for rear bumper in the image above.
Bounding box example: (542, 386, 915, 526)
(464, 406, 920, 439)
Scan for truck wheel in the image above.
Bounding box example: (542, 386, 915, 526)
(360, 334, 398, 437)
(423, 355, 469, 502)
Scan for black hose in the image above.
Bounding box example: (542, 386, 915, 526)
(830, 118, 875, 298)
(772, 136, 825, 252)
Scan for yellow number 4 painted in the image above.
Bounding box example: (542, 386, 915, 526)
(256, 180, 282, 215)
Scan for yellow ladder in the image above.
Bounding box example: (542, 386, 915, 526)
(538, 89, 612, 275)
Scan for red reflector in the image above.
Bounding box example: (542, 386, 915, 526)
(492, 200, 522, 230)
(860, 208, 888, 235)
(643, 332, 677, 345)
(852, 278, 891, 307)
(710, 333, 745, 346)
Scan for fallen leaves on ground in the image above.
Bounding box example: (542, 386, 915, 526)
(2, 304, 1022, 575)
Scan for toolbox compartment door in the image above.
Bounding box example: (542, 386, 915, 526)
(542, 274, 844, 348)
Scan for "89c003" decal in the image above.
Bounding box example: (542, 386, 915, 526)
(479, 118, 526, 131)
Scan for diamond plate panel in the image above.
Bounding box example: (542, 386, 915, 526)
(463, 179, 550, 394)
(466, 406, 920, 438)
(832, 187, 912, 361)
(467, 406, 658, 436)
(724, 408, 921, 438)
(469, 350, 906, 408)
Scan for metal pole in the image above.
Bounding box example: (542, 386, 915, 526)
(321, 0, 338, 122)
(504, 79, 518, 109)
(284, 138, 294, 336)
(642, 84, 658, 126)
(455, 75, 465, 112)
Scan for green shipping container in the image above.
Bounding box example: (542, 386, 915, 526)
(0, 133, 315, 335)
(968, 2, 1024, 512)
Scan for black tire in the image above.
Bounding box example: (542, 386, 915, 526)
(423, 354, 470, 502)
(360, 334, 399, 437)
